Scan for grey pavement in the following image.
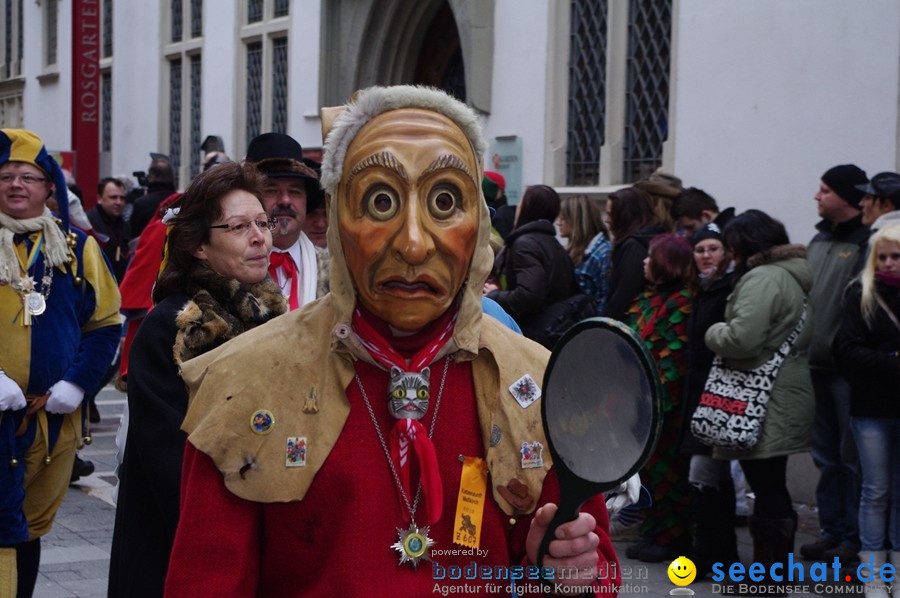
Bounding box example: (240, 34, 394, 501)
(33, 386, 121, 598)
(32, 386, 858, 597)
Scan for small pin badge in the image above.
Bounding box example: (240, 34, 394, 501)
(303, 387, 319, 414)
(250, 409, 275, 435)
(490, 424, 502, 447)
(520, 441, 544, 469)
(285, 436, 308, 467)
(508, 374, 541, 409)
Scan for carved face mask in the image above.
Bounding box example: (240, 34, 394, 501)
(338, 108, 480, 332)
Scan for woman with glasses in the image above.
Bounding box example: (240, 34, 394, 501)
(680, 222, 740, 577)
(108, 162, 286, 597)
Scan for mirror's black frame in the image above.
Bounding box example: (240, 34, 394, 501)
(537, 316, 664, 568)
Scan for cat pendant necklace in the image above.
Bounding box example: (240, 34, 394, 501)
(354, 357, 450, 568)
(351, 306, 457, 567)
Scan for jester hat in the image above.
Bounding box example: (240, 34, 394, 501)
(0, 129, 70, 231)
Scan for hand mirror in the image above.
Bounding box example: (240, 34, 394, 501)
(537, 317, 662, 565)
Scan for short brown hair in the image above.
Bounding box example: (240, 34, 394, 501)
(153, 162, 265, 302)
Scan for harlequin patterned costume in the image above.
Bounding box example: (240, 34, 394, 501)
(626, 281, 693, 552)
(0, 130, 121, 586)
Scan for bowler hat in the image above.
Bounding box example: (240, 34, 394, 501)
(245, 133, 323, 212)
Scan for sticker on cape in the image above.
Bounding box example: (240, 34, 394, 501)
(520, 441, 544, 469)
(508, 374, 540, 409)
(250, 409, 275, 435)
(285, 436, 308, 467)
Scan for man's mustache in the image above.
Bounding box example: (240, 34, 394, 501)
(271, 206, 298, 218)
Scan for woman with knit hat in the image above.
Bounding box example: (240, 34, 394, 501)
(681, 222, 740, 577)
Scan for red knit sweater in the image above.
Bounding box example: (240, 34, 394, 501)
(164, 359, 620, 597)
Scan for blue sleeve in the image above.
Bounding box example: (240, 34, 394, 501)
(481, 296, 522, 334)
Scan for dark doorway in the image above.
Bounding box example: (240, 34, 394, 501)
(413, 2, 466, 102)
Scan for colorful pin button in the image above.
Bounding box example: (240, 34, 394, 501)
(250, 409, 275, 435)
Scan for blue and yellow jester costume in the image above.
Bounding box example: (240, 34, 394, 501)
(0, 129, 121, 592)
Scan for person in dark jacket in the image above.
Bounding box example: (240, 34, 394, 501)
(485, 184, 579, 345)
(129, 156, 177, 238)
(680, 222, 739, 577)
(835, 224, 900, 590)
(107, 162, 286, 598)
(86, 177, 131, 281)
(802, 164, 869, 565)
(605, 186, 664, 321)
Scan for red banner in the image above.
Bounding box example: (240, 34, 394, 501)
(71, 0, 100, 209)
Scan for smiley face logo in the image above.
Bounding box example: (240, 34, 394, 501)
(668, 556, 696, 586)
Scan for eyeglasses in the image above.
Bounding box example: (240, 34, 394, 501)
(0, 173, 47, 185)
(209, 218, 277, 234)
(693, 246, 724, 256)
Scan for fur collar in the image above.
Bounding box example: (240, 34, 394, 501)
(746, 243, 807, 270)
(173, 262, 287, 364)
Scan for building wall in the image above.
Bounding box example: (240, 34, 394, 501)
(16, 0, 900, 228)
(110, 1, 163, 176)
(482, 0, 552, 194)
(670, 0, 900, 241)
(23, 0, 71, 153)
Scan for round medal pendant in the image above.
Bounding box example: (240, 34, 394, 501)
(26, 292, 46, 316)
(390, 522, 435, 568)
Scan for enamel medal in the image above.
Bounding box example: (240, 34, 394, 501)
(391, 522, 435, 568)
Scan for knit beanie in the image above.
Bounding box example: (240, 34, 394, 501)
(691, 222, 723, 246)
(821, 164, 868, 208)
(482, 174, 501, 205)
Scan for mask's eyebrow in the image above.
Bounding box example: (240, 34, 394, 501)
(346, 151, 407, 187)
(417, 154, 474, 185)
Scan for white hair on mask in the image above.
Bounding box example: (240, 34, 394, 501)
(320, 85, 486, 196)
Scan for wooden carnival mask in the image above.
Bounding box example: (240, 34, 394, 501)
(337, 108, 480, 332)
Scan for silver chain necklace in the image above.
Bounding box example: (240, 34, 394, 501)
(354, 355, 450, 567)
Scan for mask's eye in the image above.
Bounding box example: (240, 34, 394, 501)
(364, 185, 399, 221)
(416, 388, 429, 401)
(391, 388, 406, 400)
(428, 184, 460, 219)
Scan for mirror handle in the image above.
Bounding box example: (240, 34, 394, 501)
(536, 491, 586, 569)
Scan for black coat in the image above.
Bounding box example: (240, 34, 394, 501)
(835, 280, 900, 419)
(108, 294, 188, 598)
(605, 225, 664, 321)
(679, 271, 734, 454)
(130, 185, 176, 238)
(488, 219, 578, 327)
(86, 205, 131, 282)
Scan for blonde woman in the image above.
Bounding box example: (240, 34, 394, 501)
(836, 224, 900, 592)
(558, 195, 612, 315)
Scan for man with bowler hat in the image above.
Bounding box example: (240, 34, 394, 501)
(245, 133, 329, 309)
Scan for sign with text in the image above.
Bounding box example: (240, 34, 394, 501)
(71, 0, 100, 208)
(487, 136, 522, 206)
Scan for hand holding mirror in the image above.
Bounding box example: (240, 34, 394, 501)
(536, 317, 662, 567)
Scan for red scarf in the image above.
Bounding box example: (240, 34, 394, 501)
(268, 251, 299, 310)
(876, 270, 900, 289)
(351, 305, 458, 525)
